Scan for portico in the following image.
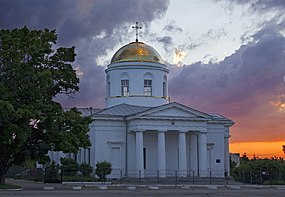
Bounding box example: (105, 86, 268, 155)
(128, 118, 209, 178)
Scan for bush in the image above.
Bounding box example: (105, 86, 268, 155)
(45, 161, 60, 183)
(60, 158, 79, 176)
(80, 163, 93, 177)
(95, 161, 112, 181)
(233, 157, 285, 184)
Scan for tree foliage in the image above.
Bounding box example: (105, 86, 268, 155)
(95, 161, 112, 181)
(233, 157, 285, 184)
(0, 27, 91, 184)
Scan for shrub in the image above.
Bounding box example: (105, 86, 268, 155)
(80, 163, 93, 177)
(95, 161, 112, 181)
(60, 158, 79, 176)
(45, 161, 60, 183)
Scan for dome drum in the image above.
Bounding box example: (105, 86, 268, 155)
(106, 41, 169, 108)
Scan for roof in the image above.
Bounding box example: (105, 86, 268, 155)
(111, 42, 164, 64)
(94, 103, 151, 117)
(91, 102, 234, 125)
(65, 107, 101, 116)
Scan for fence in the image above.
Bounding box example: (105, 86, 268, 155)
(8, 168, 285, 185)
(104, 170, 230, 185)
(232, 170, 285, 185)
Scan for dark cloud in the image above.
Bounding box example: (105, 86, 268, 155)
(157, 36, 173, 52)
(169, 27, 285, 142)
(0, 0, 169, 44)
(170, 28, 285, 112)
(0, 0, 170, 108)
(163, 20, 183, 33)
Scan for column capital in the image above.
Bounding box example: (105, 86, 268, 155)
(179, 130, 188, 133)
(157, 130, 166, 133)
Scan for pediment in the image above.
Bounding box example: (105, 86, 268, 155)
(131, 102, 211, 119)
(145, 106, 198, 117)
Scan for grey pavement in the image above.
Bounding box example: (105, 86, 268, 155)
(1, 179, 285, 197)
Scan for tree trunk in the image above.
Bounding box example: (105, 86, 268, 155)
(0, 162, 7, 185)
(0, 173, 5, 185)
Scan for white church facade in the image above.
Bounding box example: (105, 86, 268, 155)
(50, 39, 234, 178)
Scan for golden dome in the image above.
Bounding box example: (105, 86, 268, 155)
(111, 42, 164, 64)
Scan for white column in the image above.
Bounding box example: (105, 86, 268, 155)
(198, 132, 207, 177)
(190, 133, 198, 176)
(136, 131, 144, 178)
(224, 135, 230, 177)
(178, 131, 187, 177)
(157, 131, 166, 178)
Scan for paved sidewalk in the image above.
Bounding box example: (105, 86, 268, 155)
(1, 178, 285, 197)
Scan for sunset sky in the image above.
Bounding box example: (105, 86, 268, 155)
(1, 0, 284, 158)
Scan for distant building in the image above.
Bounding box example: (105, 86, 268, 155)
(50, 38, 234, 178)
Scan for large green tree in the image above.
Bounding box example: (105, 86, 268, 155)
(0, 27, 91, 184)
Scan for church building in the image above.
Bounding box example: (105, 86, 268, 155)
(50, 25, 234, 178)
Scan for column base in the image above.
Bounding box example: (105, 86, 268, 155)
(158, 170, 166, 178)
(178, 170, 187, 177)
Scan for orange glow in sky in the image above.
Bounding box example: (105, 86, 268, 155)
(230, 141, 285, 158)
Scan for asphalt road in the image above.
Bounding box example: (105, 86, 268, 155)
(1, 188, 285, 197)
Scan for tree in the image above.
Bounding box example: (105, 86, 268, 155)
(0, 27, 92, 184)
(240, 153, 250, 164)
(95, 161, 112, 181)
(283, 145, 285, 154)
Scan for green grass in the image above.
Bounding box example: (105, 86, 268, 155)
(0, 184, 22, 190)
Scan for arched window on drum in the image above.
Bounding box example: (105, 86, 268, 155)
(163, 75, 167, 98)
(143, 73, 154, 96)
(120, 73, 130, 97)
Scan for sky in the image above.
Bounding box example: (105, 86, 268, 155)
(1, 0, 285, 158)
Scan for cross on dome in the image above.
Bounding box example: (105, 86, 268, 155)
(132, 22, 142, 42)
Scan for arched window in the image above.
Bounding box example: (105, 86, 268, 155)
(120, 73, 129, 96)
(163, 75, 167, 97)
(143, 73, 153, 96)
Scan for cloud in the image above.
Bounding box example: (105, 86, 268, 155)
(163, 20, 183, 33)
(173, 48, 187, 66)
(232, 0, 285, 10)
(169, 27, 285, 142)
(0, 0, 170, 108)
(157, 36, 173, 52)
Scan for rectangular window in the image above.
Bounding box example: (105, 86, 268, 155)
(121, 80, 129, 96)
(107, 82, 110, 97)
(163, 82, 166, 97)
(88, 148, 91, 165)
(143, 148, 146, 169)
(144, 80, 152, 96)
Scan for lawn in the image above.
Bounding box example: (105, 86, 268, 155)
(0, 184, 22, 190)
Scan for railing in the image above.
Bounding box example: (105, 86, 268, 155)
(9, 168, 285, 185)
(232, 170, 285, 185)
(108, 170, 229, 185)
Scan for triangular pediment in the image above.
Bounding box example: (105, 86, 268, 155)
(130, 102, 211, 119)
